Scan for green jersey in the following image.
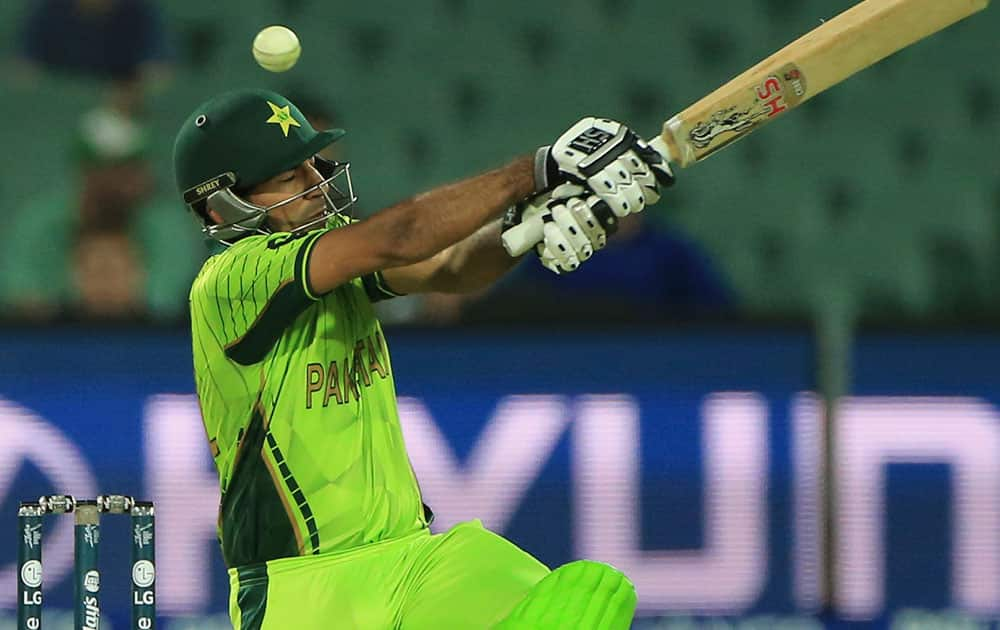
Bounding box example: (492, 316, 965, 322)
(190, 221, 429, 569)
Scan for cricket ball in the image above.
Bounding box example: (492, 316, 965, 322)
(252, 25, 301, 73)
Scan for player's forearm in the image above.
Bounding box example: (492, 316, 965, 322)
(426, 220, 525, 293)
(372, 156, 534, 267)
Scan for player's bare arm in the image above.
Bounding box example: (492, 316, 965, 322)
(379, 219, 519, 295)
(347, 119, 678, 293)
(355, 118, 677, 293)
(374, 117, 678, 293)
(306, 156, 534, 295)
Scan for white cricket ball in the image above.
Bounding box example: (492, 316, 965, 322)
(252, 25, 301, 73)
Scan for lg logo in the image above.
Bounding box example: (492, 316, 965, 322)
(132, 560, 156, 589)
(19, 560, 42, 589)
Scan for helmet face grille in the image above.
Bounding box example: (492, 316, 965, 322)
(202, 159, 356, 245)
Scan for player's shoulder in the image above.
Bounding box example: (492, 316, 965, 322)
(189, 235, 265, 298)
(190, 229, 330, 298)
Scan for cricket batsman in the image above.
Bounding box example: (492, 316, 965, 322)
(172, 88, 673, 629)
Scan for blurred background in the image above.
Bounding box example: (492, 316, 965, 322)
(0, 0, 997, 628)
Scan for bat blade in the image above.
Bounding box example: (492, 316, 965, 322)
(654, 0, 991, 167)
(502, 0, 990, 258)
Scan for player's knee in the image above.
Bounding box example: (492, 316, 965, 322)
(557, 560, 637, 624)
(495, 560, 636, 629)
(548, 560, 634, 601)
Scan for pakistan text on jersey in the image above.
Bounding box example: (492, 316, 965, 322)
(305, 331, 390, 408)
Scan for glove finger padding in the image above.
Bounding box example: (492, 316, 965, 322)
(550, 202, 595, 262)
(503, 176, 638, 274)
(548, 183, 617, 240)
(585, 156, 647, 218)
(548, 182, 589, 202)
(548, 181, 603, 263)
(565, 196, 607, 251)
(537, 221, 581, 274)
(616, 149, 658, 204)
(507, 189, 603, 275)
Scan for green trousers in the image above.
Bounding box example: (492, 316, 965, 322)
(229, 520, 550, 629)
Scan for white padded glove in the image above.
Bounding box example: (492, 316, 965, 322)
(502, 183, 619, 275)
(535, 117, 674, 218)
(505, 118, 675, 258)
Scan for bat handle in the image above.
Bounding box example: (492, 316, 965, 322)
(647, 135, 677, 165)
(502, 133, 678, 258)
(501, 218, 544, 257)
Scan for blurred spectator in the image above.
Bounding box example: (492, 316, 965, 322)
(423, 213, 736, 325)
(73, 107, 154, 226)
(15, 0, 172, 99)
(0, 106, 203, 323)
(71, 226, 147, 320)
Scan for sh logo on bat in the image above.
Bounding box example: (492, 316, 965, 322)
(755, 65, 807, 118)
(689, 64, 808, 151)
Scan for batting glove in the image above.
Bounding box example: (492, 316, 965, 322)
(535, 117, 675, 218)
(503, 183, 619, 275)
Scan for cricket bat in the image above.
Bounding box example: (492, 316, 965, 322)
(502, 0, 991, 257)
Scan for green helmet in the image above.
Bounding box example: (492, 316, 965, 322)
(173, 88, 352, 243)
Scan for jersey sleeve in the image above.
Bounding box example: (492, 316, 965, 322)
(360, 270, 405, 303)
(190, 230, 326, 366)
